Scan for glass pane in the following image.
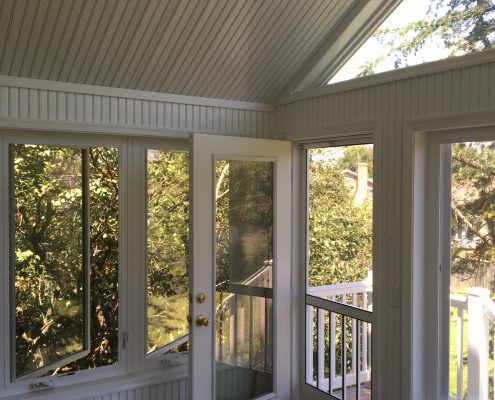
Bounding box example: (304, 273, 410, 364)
(449, 141, 495, 399)
(215, 160, 273, 400)
(13, 145, 84, 378)
(51, 147, 119, 374)
(12, 145, 119, 379)
(307, 145, 373, 306)
(146, 150, 189, 354)
(83, 147, 119, 370)
(329, 0, 494, 85)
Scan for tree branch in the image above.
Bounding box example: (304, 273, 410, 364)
(452, 203, 491, 245)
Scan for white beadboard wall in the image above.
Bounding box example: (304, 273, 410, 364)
(0, 76, 275, 139)
(83, 378, 188, 400)
(276, 60, 495, 136)
(275, 55, 495, 400)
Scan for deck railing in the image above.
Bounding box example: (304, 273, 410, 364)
(306, 278, 495, 400)
(216, 261, 273, 373)
(179, 270, 495, 400)
(306, 272, 373, 396)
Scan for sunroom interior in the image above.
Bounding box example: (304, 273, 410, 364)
(0, 0, 494, 399)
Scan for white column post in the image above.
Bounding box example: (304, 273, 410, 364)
(467, 287, 490, 400)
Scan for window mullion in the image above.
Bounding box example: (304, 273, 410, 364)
(1, 138, 7, 390)
(82, 149, 91, 356)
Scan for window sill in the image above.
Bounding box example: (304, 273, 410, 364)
(0, 364, 188, 400)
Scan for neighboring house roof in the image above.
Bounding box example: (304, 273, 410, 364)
(0, 0, 400, 103)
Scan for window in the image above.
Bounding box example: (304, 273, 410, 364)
(329, 0, 495, 84)
(146, 149, 189, 355)
(11, 144, 119, 380)
(0, 133, 191, 398)
(304, 143, 374, 399)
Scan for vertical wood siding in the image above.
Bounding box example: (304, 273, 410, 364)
(275, 59, 495, 400)
(276, 61, 495, 135)
(83, 377, 188, 400)
(0, 85, 275, 138)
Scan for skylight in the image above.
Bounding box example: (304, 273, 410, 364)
(329, 0, 495, 84)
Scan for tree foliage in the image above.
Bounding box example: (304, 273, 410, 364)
(14, 145, 119, 377)
(359, 0, 494, 76)
(147, 150, 189, 353)
(335, 145, 374, 177)
(308, 147, 373, 287)
(451, 142, 495, 287)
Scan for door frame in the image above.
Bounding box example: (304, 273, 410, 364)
(189, 133, 292, 400)
(419, 125, 495, 399)
(297, 132, 377, 400)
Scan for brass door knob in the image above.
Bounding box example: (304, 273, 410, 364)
(196, 315, 210, 327)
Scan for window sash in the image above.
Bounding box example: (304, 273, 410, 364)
(9, 145, 91, 381)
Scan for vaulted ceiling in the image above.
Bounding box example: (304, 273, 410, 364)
(0, 0, 398, 103)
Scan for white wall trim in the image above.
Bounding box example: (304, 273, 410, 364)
(0, 118, 192, 138)
(279, 119, 380, 142)
(0, 76, 274, 112)
(277, 48, 495, 105)
(406, 110, 495, 133)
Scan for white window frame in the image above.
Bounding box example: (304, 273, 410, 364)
(410, 124, 495, 400)
(0, 131, 190, 399)
(130, 137, 190, 370)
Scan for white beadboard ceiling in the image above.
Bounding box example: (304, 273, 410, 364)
(0, 0, 396, 103)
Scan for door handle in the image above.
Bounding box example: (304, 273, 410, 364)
(196, 315, 210, 327)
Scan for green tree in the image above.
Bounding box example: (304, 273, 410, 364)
(147, 150, 189, 352)
(14, 146, 119, 376)
(359, 0, 494, 76)
(451, 142, 495, 286)
(308, 148, 373, 287)
(335, 145, 374, 177)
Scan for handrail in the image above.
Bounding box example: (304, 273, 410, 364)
(306, 294, 373, 323)
(482, 295, 495, 321)
(308, 280, 372, 297)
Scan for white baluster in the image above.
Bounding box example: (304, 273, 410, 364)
(457, 307, 463, 400)
(317, 308, 325, 389)
(306, 305, 314, 384)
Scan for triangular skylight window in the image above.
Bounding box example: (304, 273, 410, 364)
(328, 0, 495, 84)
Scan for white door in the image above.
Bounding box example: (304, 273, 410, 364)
(189, 134, 292, 400)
